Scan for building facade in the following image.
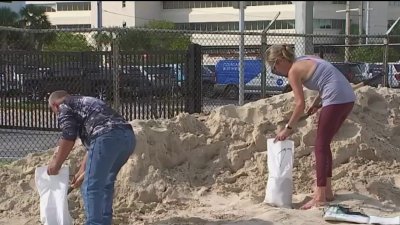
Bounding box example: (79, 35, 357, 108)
(24, 1, 400, 35)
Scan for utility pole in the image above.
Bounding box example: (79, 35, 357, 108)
(238, 1, 245, 106)
(336, 1, 359, 62)
(366, 1, 371, 44)
(345, 1, 350, 62)
(96, 1, 103, 51)
(97, 1, 102, 28)
(359, 1, 363, 44)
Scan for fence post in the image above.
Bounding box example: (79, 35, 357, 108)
(260, 32, 267, 98)
(185, 43, 202, 114)
(111, 36, 121, 111)
(383, 35, 389, 87)
(318, 45, 324, 59)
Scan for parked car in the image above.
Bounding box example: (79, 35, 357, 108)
(359, 63, 400, 88)
(0, 65, 24, 96)
(201, 66, 217, 98)
(331, 62, 365, 84)
(392, 64, 400, 88)
(245, 71, 289, 96)
(204, 64, 216, 73)
(170, 64, 217, 98)
(21, 62, 179, 102)
(139, 65, 181, 97)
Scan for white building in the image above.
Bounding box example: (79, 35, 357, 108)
(22, 1, 400, 54)
(24, 1, 400, 34)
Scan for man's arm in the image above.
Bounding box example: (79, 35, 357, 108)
(48, 109, 79, 175)
(54, 138, 76, 166)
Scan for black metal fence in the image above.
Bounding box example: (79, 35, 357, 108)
(0, 45, 202, 129)
(0, 26, 204, 159)
(1, 25, 400, 160)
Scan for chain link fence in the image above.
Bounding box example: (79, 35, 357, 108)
(0, 25, 399, 160)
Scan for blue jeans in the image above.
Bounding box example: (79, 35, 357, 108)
(81, 127, 135, 225)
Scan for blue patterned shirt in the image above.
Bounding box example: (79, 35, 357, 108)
(57, 95, 132, 148)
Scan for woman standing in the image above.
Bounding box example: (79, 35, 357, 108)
(266, 44, 356, 209)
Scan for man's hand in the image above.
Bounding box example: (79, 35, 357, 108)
(47, 158, 62, 175)
(70, 152, 88, 189)
(70, 168, 85, 189)
(47, 138, 75, 176)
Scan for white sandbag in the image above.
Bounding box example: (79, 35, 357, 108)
(35, 166, 73, 225)
(264, 138, 294, 208)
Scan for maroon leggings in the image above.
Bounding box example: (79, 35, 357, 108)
(315, 102, 354, 187)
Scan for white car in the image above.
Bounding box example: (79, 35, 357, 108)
(245, 69, 289, 96)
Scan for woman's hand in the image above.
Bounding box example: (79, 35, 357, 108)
(306, 104, 321, 115)
(274, 127, 292, 142)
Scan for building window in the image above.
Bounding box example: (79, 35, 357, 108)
(55, 24, 92, 29)
(122, 21, 126, 27)
(163, 1, 292, 9)
(44, 6, 56, 12)
(314, 19, 345, 29)
(57, 2, 91, 11)
(27, 4, 57, 12)
(122, 1, 126, 7)
(175, 20, 295, 31)
(332, 1, 346, 4)
(389, 1, 400, 6)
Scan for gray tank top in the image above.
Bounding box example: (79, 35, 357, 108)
(298, 56, 356, 107)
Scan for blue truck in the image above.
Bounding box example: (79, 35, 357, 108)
(213, 59, 288, 99)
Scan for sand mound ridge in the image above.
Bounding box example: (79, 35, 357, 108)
(1, 86, 400, 224)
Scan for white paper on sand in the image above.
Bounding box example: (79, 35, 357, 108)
(324, 205, 400, 225)
(35, 166, 73, 225)
(264, 138, 294, 209)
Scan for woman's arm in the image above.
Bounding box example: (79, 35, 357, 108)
(286, 65, 306, 128)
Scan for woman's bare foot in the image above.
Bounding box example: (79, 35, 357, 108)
(300, 198, 327, 210)
(313, 178, 335, 201)
(326, 191, 334, 202)
(300, 186, 327, 210)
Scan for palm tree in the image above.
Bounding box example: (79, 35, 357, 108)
(17, 5, 55, 50)
(92, 31, 114, 51)
(0, 7, 19, 50)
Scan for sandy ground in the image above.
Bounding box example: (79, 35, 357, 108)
(1, 86, 400, 225)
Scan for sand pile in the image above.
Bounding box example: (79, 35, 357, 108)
(1, 86, 400, 224)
